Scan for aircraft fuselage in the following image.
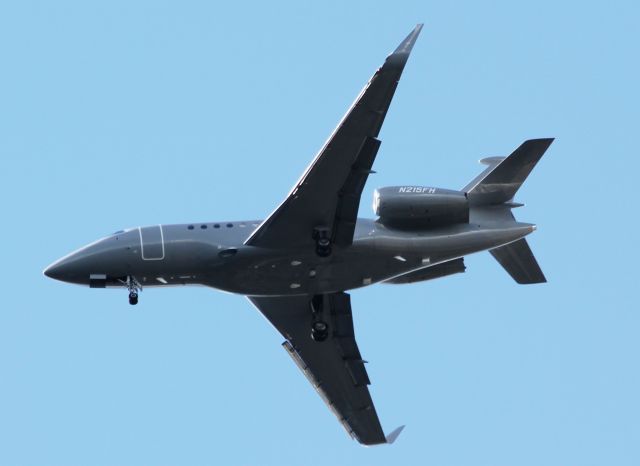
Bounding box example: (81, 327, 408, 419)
(44, 210, 534, 297)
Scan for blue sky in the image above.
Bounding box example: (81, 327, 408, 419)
(1, 1, 639, 465)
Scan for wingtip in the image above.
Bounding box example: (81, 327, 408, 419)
(392, 24, 424, 55)
(386, 25, 423, 68)
(385, 425, 406, 444)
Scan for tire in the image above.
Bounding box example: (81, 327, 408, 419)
(316, 245, 332, 257)
(312, 321, 328, 332)
(311, 321, 328, 342)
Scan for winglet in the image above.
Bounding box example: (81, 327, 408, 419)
(385, 425, 406, 444)
(387, 24, 423, 66)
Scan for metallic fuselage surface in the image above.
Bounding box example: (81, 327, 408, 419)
(45, 211, 534, 296)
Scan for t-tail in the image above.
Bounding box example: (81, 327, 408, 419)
(463, 138, 554, 284)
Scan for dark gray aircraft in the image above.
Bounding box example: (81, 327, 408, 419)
(44, 24, 552, 445)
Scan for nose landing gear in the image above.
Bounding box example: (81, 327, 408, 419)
(126, 276, 141, 305)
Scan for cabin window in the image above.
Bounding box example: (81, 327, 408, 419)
(188, 225, 194, 230)
(201, 224, 207, 229)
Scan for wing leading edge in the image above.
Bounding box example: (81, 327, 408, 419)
(246, 24, 423, 249)
(249, 293, 403, 446)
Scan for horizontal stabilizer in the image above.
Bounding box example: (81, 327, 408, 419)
(490, 238, 546, 284)
(464, 138, 554, 205)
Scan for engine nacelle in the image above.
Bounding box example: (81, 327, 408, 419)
(373, 186, 469, 228)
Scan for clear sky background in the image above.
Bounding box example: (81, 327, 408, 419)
(1, 1, 638, 465)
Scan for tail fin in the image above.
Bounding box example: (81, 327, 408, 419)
(490, 238, 546, 284)
(463, 138, 554, 205)
(464, 138, 553, 284)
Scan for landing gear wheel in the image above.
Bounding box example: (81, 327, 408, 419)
(313, 227, 332, 257)
(311, 320, 329, 342)
(125, 276, 141, 305)
(315, 238, 332, 257)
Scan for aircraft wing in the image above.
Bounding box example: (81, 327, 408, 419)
(245, 24, 423, 249)
(248, 293, 403, 446)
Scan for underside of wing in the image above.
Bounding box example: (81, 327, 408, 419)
(248, 293, 401, 446)
(246, 25, 423, 250)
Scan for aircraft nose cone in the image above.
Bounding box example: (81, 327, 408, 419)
(43, 256, 77, 282)
(44, 234, 130, 285)
(43, 263, 57, 279)
(43, 245, 99, 284)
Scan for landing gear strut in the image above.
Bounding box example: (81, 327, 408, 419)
(310, 295, 329, 342)
(126, 276, 141, 305)
(313, 227, 332, 257)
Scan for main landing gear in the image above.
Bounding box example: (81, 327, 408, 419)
(126, 276, 141, 305)
(313, 227, 332, 257)
(310, 228, 331, 340)
(311, 320, 329, 342)
(310, 295, 329, 342)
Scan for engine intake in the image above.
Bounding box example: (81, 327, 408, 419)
(373, 186, 469, 228)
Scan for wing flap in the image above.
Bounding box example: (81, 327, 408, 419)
(333, 136, 381, 246)
(331, 295, 370, 386)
